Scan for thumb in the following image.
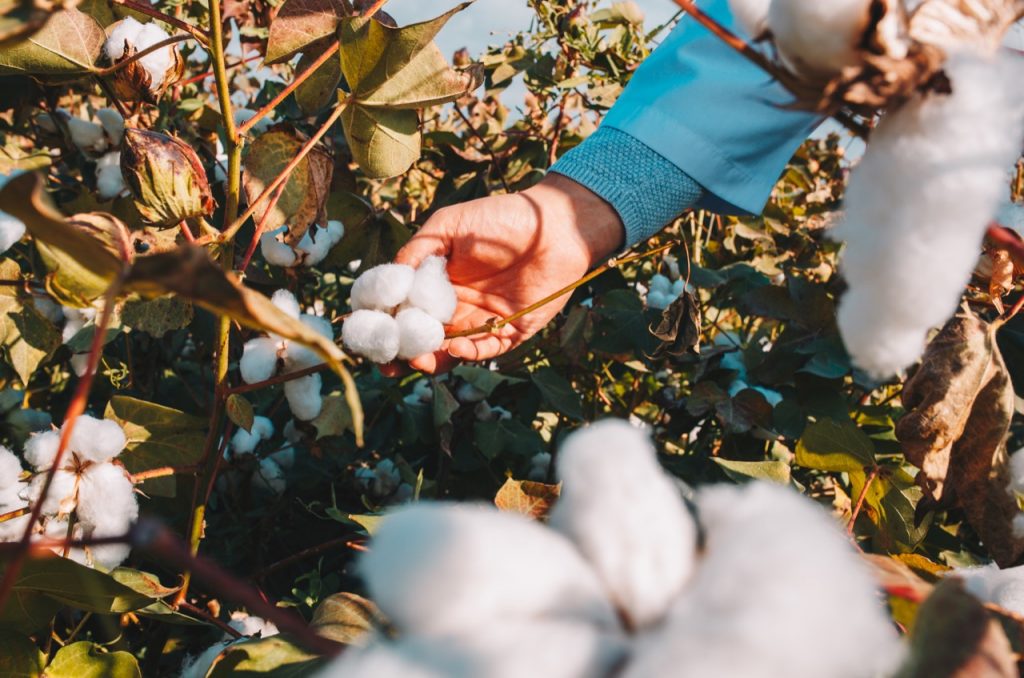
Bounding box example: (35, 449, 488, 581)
(394, 217, 454, 268)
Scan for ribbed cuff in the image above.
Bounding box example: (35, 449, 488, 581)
(549, 127, 705, 249)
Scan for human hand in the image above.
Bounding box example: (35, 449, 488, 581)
(390, 173, 623, 374)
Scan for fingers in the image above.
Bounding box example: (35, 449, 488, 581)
(447, 333, 515, 363)
(409, 350, 460, 375)
(394, 213, 455, 268)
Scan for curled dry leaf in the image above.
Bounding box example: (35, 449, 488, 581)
(650, 290, 701, 358)
(896, 307, 1024, 566)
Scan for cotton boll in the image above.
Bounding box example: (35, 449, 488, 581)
(240, 337, 280, 384)
(549, 419, 697, 629)
(454, 382, 486, 404)
(959, 563, 1024, 616)
(359, 503, 617, 636)
(326, 220, 344, 246)
(252, 416, 274, 441)
(132, 21, 176, 89)
(0, 481, 30, 540)
(284, 314, 334, 371)
(104, 16, 143, 62)
(96, 152, 126, 200)
(270, 289, 301, 320)
(527, 452, 551, 482)
(835, 53, 1024, 377)
(396, 308, 445, 361)
(768, 0, 885, 78)
(269, 446, 296, 471)
(0, 447, 23, 490)
(23, 469, 78, 516)
(75, 462, 137, 529)
(180, 641, 236, 678)
(350, 264, 416, 312)
(229, 611, 279, 638)
(728, 0, 771, 39)
(67, 415, 127, 464)
(230, 416, 274, 456)
(67, 116, 107, 152)
(0, 214, 25, 254)
(320, 621, 627, 678)
(297, 228, 332, 267)
(625, 483, 904, 678)
(342, 310, 401, 364)
(24, 429, 61, 471)
(70, 353, 90, 378)
(284, 373, 323, 421)
(405, 256, 457, 323)
(85, 515, 134, 569)
(96, 108, 125, 147)
(252, 457, 287, 495)
(260, 232, 298, 267)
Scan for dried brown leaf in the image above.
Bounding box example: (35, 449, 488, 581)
(494, 478, 560, 520)
(650, 291, 701, 358)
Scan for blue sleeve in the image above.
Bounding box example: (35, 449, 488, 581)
(551, 0, 822, 247)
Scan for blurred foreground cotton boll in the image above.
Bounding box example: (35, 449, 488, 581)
(728, 0, 771, 38)
(958, 563, 1024, 615)
(271, 289, 302, 320)
(549, 420, 698, 630)
(624, 482, 904, 678)
(834, 51, 1024, 377)
(359, 504, 619, 636)
(351, 264, 416, 312)
(405, 256, 458, 323)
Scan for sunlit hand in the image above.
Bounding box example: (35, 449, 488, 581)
(391, 173, 623, 374)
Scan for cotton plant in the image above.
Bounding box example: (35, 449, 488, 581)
(36, 107, 125, 155)
(180, 612, 279, 678)
(355, 458, 412, 504)
(259, 221, 345, 268)
(239, 290, 333, 421)
(342, 257, 457, 364)
(319, 420, 903, 678)
(645, 274, 688, 311)
(3, 415, 138, 569)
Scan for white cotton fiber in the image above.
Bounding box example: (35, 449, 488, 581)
(405, 256, 457, 323)
(0, 214, 25, 254)
(131, 20, 176, 89)
(297, 228, 332, 267)
(549, 420, 697, 630)
(319, 621, 628, 678)
(327, 220, 344, 246)
(67, 116, 106, 153)
(260, 232, 298, 267)
(104, 16, 142, 61)
(834, 52, 1024, 377)
(24, 429, 61, 470)
(350, 264, 416, 312)
(96, 151, 126, 200)
(85, 514, 134, 569)
(229, 611, 279, 638)
(271, 289, 301, 319)
(624, 483, 904, 678)
(230, 416, 274, 456)
(959, 563, 1024, 615)
(96, 108, 125, 147)
(252, 457, 287, 495)
(240, 337, 280, 384)
(0, 481, 30, 540)
(728, 0, 771, 39)
(342, 310, 401, 364)
(359, 503, 617, 636)
(75, 461, 138, 530)
(0, 447, 22, 489)
(284, 314, 333, 371)
(284, 373, 323, 421)
(1010, 450, 1024, 495)
(396, 308, 445, 360)
(23, 469, 78, 516)
(67, 415, 127, 464)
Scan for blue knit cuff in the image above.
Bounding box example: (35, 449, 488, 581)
(549, 127, 705, 249)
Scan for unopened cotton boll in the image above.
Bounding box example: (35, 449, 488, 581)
(549, 420, 697, 629)
(75, 462, 137, 529)
(625, 483, 904, 678)
(396, 308, 445, 360)
(240, 337, 280, 384)
(284, 373, 323, 421)
(96, 151, 126, 200)
(24, 429, 60, 470)
(321, 620, 628, 678)
(342, 310, 401, 364)
(835, 52, 1024, 377)
(351, 263, 416, 312)
(0, 214, 25, 254)
(359, 503, 618, 636)
(405, 256, 457, 323)
(728, 0, 771, 38)
(67, 415, 127, 464)
(260, 232, 298, 267)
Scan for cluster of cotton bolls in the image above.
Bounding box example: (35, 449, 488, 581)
(342, 257, 457, 364)
(104, 17, 179, 95)
(222, 416, 297, 496)
(239, 290, 332, 421)
(260, 221, 345, 268)
(0, 415, 138, 569)
(36, 107, 127, 200)
(180, 612, 279, 678)
(355, 459, 412, 504)
(319, 419, 904, 678)
(834, 53, 1024, 377)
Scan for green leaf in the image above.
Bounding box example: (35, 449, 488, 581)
(324, 196, 411, 272)
(226, 394, 255, 433)
(432, 381, 459, 428)
(310, 592, 380, 645)
(207, 636, 322, 677)
(339, 103, 420, 180)
(120, 295, 193, 337)
(0, 630, 45, 677)
(265, 0, 347, 64)
(105, 396, 207, 497)
(5, 556, 157, 614)
(0, 9, 105, 76)
(0, 297, 60, 385)
(795, 418, 875, 474)
(348, 513, 383, 535)
(311, 393, 353, 439)
(713, 458, 792, 485)
(294, 45, 341, 116)
(45, 642, 140, 678)
(241, 126, 333, 245)
(531, 367, 583, 420)
(0, 591, 62, 634)
(453, 365, 524, 399)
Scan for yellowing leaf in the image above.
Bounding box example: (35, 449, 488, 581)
(45, 641, 140, 678)
(0, 9, 104, 75)
(311, 592, 380, 645)
(494, 478, 561, 520)
(265, 0, 349, 64)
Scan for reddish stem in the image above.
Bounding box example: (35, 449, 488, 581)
(131, 465, 200, 483)
(239, 184, 286, 271)
(180, 55, 262, 86)
(227, 364, 328, 395)
(178, 221, 196, 243)
(359, 0, 388, 17)
(848, 466, 880, 533)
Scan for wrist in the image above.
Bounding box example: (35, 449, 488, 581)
(524, 173, 624, 268)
